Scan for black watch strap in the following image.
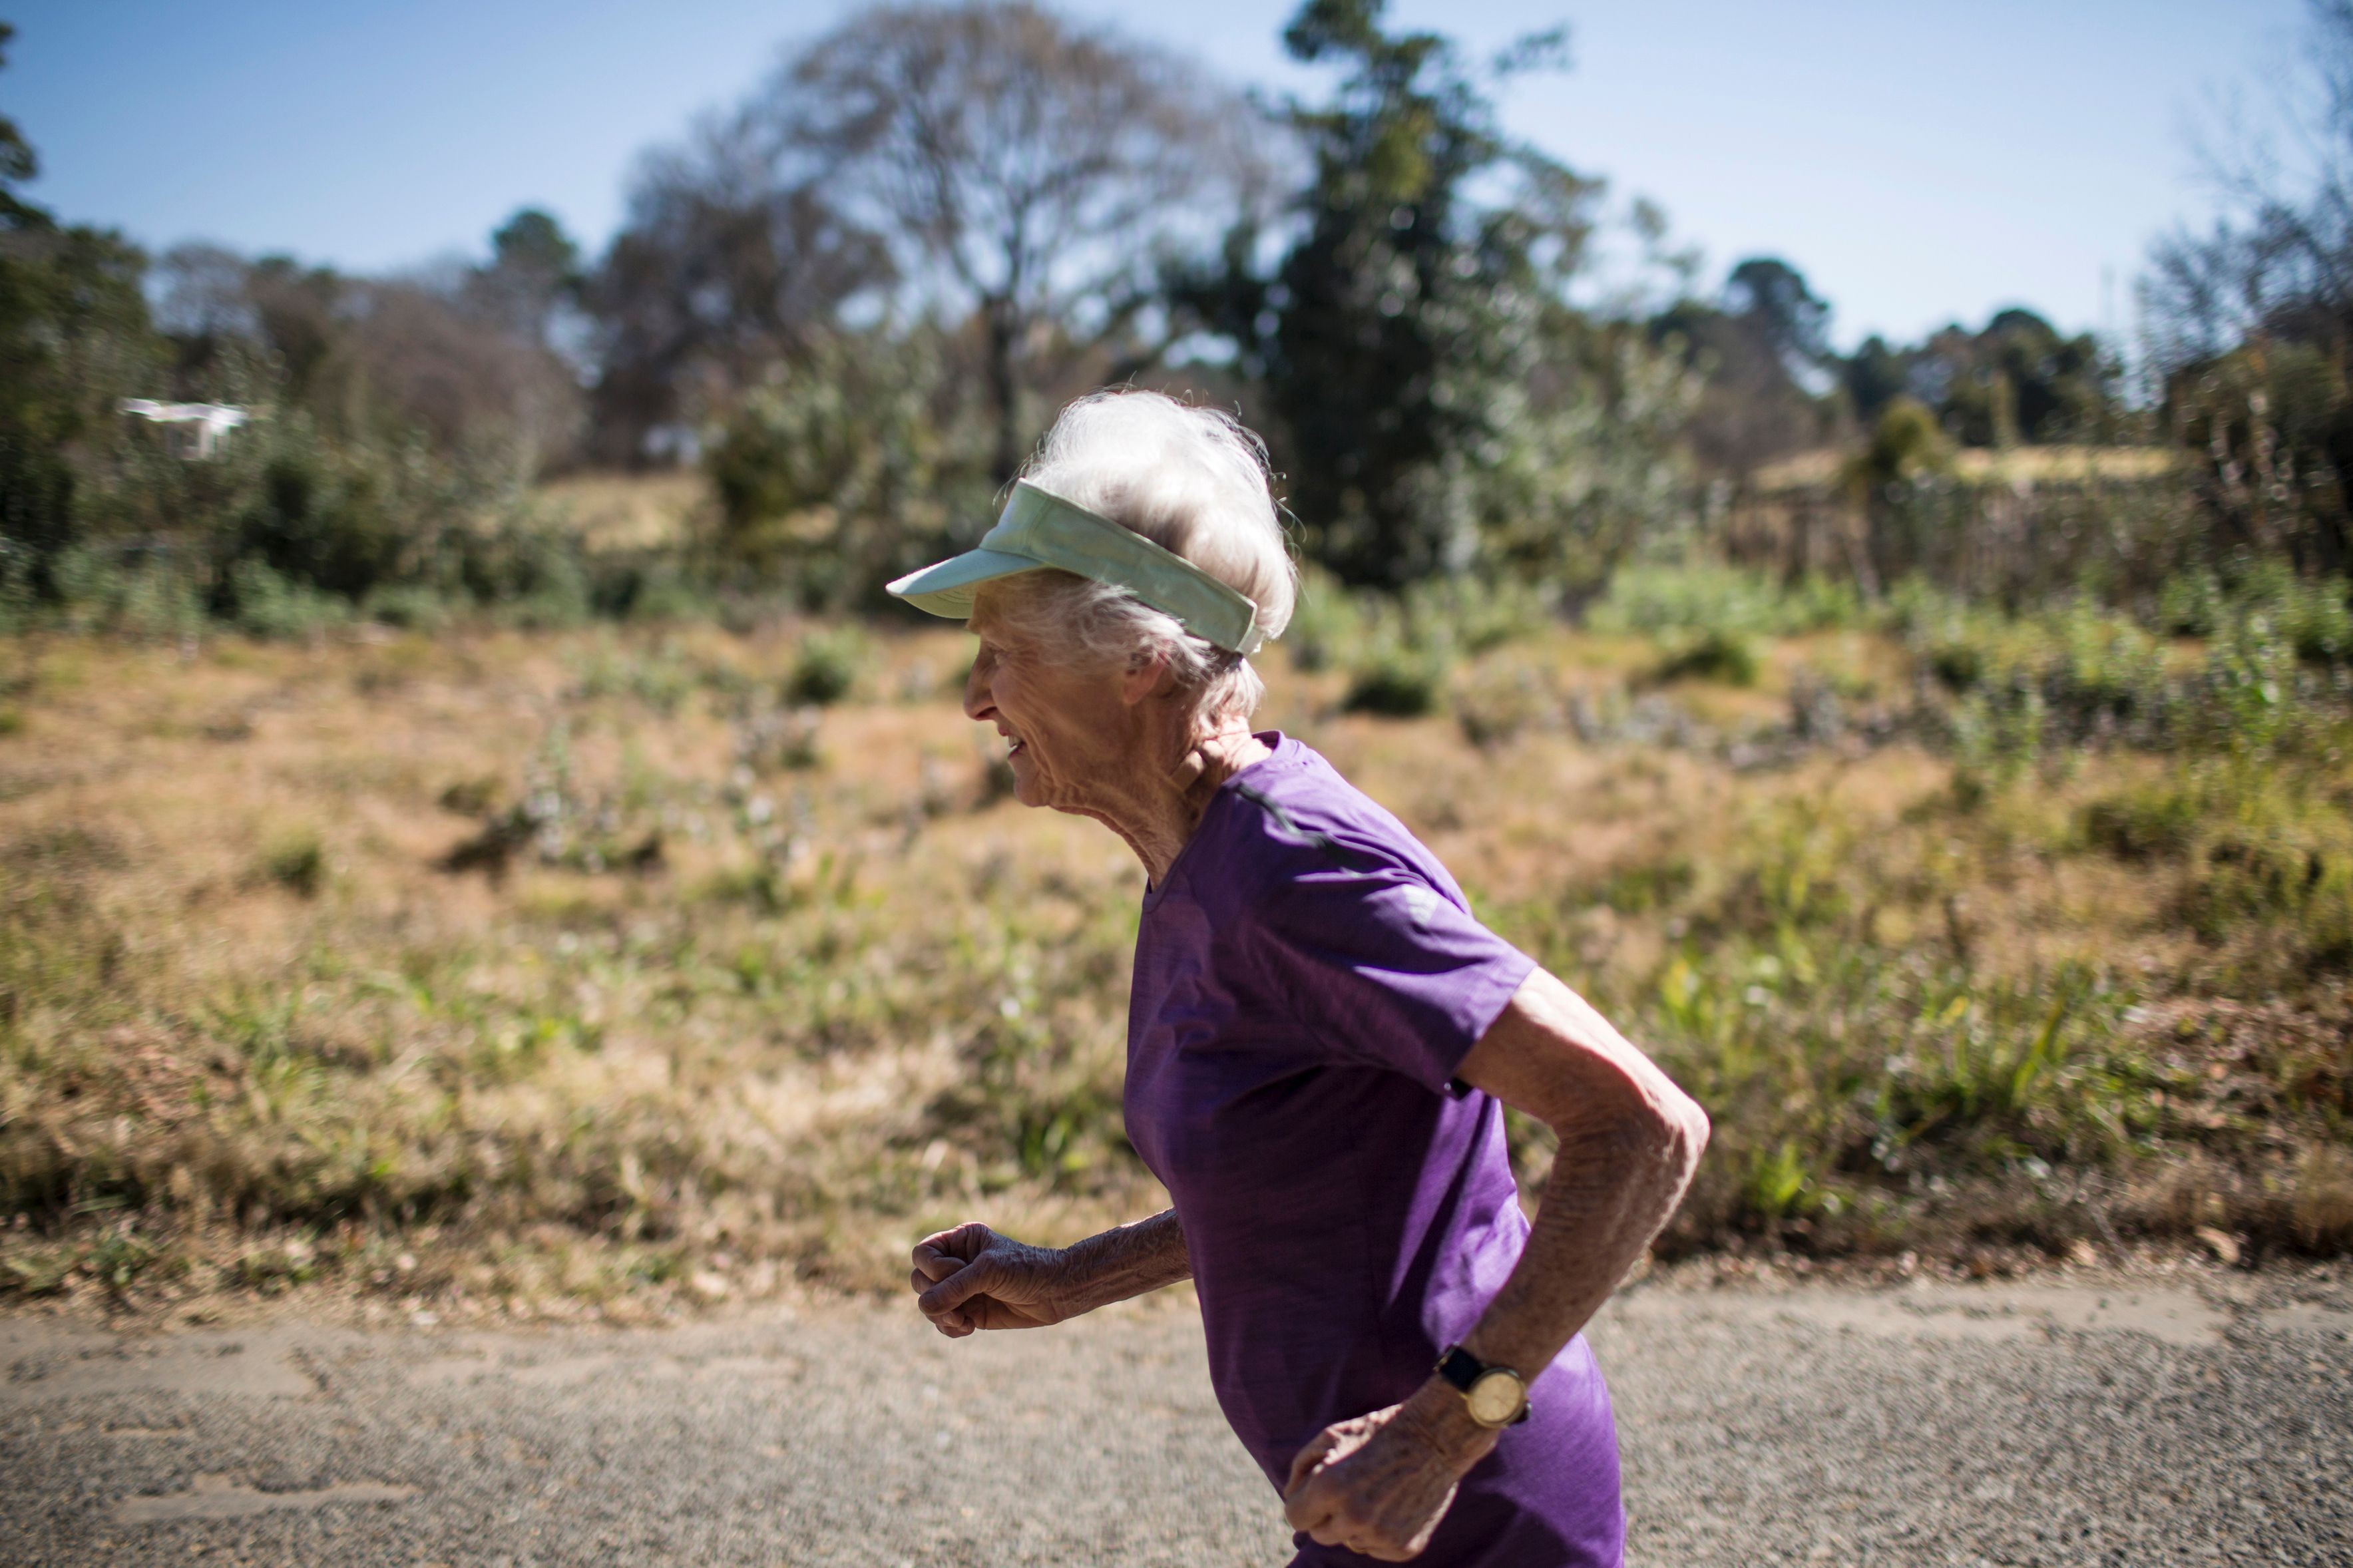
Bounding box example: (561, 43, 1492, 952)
(1434, 1344, 1532, 1425)
(1434, 1344, 1490, 1394)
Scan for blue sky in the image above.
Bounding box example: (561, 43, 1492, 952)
(1, 0, 2307, 349)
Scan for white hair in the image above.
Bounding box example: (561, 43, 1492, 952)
(995, 390, 1297, 729)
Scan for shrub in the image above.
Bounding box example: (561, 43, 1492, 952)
(594, 556, 712, 624)
(1926, 638, 1984, 691)
(40, 387, 626, 635)
(1402, 574, 1554, 655)
(2157, 569, 2225, 638)
(736, 703, 823, 773)
(262, 831, 326, 897)
(2077, 783, 2201, 860)
(1590, 562, 1862, 640)
(1341, 648, 1449, 717)
(223, 560, 351, 640)
(361, 582, 453, 632)
(704, 331, 984, 611)
(1454, 660, 1555, 749)
(2180, 829, 2353, 972)
(38, 548, 208, 639)
(453, 511, 592, 630)
(787, 628, 863, 706)
(2239, 561, 2353, 665)
(1651, 628, 1758, 687)
(1284, 570, 1376, 674)
(1842, 395, 1956, 495)
(235, 445, 415, 600)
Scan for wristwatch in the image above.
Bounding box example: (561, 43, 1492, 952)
(1434, 1344, 1531, 1428)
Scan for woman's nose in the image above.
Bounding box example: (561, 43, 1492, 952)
(961, 652, 990, 720)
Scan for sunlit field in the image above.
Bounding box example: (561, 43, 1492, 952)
(7, 519, 2350, 1319)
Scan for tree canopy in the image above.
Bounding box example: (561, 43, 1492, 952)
(1174, 0, 1602, 586)
(777, 1, 1257, 482)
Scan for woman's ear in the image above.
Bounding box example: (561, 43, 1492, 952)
(1118, 646, 1177, 707)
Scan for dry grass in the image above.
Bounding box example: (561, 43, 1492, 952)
(1753, 444, 2184, 492)
(0, 622, 1158, 1316)
(534, 471, 711, 551)
(2, 610, 2348, 1320)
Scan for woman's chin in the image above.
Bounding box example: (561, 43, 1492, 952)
(1012, 763, 1086, 815)
(1008, 753, 1044, 807)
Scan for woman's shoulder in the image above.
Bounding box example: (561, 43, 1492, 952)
(1193, 737, 1460, 908)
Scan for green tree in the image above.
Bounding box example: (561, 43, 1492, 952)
(1836, 309, 2115, 449)
(1724, 256, 1832, 377)
(0, 24, 164, 596)
(1172, 0, 1601, 587)
(1841, 333, 1912, 427)
(476, 207, 582, 351)
(0, 22, 36, 228)
(1926, 308, 2112, 447)
(1648, 256, 1837, 477)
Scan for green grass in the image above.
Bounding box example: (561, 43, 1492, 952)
(4, 565, 2353, 1318)
(1650, 628, 1759, 687)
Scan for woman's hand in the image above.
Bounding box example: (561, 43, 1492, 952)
(909, 1221, 1088, 1336)
(1281, 1382, 1498, 1561)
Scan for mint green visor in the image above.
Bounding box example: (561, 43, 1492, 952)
(886, 481, 1265, 656)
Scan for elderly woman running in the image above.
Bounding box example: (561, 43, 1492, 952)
(893, 391, 1709, 1567)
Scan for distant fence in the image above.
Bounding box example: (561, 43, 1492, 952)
(1715, 448, 2209, 608)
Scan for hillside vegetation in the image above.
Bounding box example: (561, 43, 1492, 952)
(5, 536, 2350, 1317)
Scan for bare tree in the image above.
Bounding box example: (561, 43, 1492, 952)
(343, 278, 584, 475)
(586, 109, 895, 464)
(2143, 0, 2353, 371)
(154, 243, 262, 341)
(2139, 1, 2353, 568)
(152, 240, 587, 477)
(775, 1, 1263, 481)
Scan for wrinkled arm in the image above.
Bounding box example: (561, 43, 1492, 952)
(1449, 966, 1709, 1386)
(1058, 1207, 1193, 1312)
(911, 1209, 1191, 1335)
(1282, 968, 1709, 1558)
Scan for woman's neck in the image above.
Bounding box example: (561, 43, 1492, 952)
(1076, 719, 1271, 884)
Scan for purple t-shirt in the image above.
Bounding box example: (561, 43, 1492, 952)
(1124, 735, 1625, 1568)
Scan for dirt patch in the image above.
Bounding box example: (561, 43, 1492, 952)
(1, 1322, 331, 1406)
(114, 1473, 417, 1523)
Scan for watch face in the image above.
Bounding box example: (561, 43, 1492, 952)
(1466, 1370, 1526, 1427)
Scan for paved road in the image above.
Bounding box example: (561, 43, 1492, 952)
(3, 1276, 2348, 1566)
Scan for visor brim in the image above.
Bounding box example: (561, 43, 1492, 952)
(884, 548, 1043, 620)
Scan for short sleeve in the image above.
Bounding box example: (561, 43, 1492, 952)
(1243, 844, 1536, 1095)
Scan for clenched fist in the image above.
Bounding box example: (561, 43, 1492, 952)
(909, 1221, 1085, 1336)
(1282, 1383, 1499, 1561)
